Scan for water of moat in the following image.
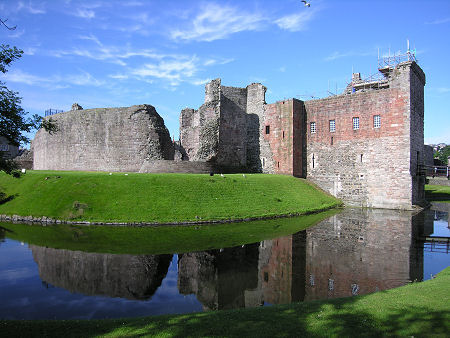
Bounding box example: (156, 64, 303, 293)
(0, 208, 449, 320)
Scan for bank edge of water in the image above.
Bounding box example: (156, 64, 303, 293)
(0, 171, 342, 225)
(1, 267, 448, 337)
(0, 204, 342, 227)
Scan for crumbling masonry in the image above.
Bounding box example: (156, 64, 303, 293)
(33, 60, 426, 210)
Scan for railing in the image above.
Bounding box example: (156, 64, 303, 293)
(45, 109, 64, 117)
(420, 165, 450, 179)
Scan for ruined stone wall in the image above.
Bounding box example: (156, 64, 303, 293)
(180, 79, 221, 163)
(304, 64, 420, 209)
(217, 86, 248, 167)
(246, 83, 266, 172)
(33, 104, 174, 172)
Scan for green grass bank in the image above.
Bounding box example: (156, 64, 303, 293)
(1, 268, 448, 337)
(0, 171, 341, 223)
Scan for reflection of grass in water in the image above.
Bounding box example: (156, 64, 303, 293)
(1, 268, 449, 336)
(0, 171, 341, 223)
(425, 185, 450, 203)
(1, 209, 338, 255)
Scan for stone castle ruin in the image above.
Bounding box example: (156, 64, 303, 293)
(32, 56, 426, 210)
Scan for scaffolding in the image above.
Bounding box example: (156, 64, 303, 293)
(346, 46, 418, 95)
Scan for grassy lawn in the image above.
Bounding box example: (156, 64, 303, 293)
(425, 184, 450, 203)
(0, 209, 337, 254)
(0, 171, 341, 223)
(1, 268, 448, 337)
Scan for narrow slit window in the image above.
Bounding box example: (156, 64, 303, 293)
(282, 131, 285, 139)
(331, 136, 334, 145)
(265, 125, 270, 134)
(310, 122, 316, 134)
(329, 119, 336, 132)
(374, 115, 381, 128)
(360, 154, 363, 162)
(353, 117, 359, 130)
(312, 154, 315, 168)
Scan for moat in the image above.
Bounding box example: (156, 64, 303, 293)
(0, 208, 448, 320)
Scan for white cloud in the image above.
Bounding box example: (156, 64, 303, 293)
(132, 56, 200, 86)
(436, 87, 450, 94)
(324, 50, 374, 62)
(75, 8, 95, 19)
(6, 69, 103, 88)
(66, 71, 104, 87)
(17, 1, 46, 14)
(52, 36, 166, 66)
(275, 9, 315, 32)
(170, 3, 266, 42)
(190, 78, 212, 86)
(425, 17, 450, 25)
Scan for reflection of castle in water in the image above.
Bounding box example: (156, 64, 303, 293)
(178, 208, 428, 308)
(31, 247, 172, 300)
(29, 208, 433, 308)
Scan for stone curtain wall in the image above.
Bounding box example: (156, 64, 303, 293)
(304, 63, 424, 209)
(33, 105, 174, 172)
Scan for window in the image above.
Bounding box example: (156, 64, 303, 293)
(310, 122, 316, 134)
(0, 144, 9, 151)
(329, 119, 336, 132)
(353, 117, 359, 130)
(282, 131, 285, 139)
(374, 115, 381, 128)
(265, 125, 270, 134)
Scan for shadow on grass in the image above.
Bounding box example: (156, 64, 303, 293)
(2, 294, 448, 337)
(425, 188, 450, 203)
(0, 192, 16, 205)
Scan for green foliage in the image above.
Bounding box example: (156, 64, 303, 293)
(0, 44, 58, 174)
(1, 268, 448, 337)
(435, 145, 450, 165)
(0, 171, 341, 223)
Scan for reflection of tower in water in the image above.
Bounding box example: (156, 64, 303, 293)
(178, 208, 426, 310)
(303, 208, 424, 301)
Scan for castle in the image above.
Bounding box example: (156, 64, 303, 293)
(32, 57, 426, 210)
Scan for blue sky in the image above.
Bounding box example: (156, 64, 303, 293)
(1, 0, 449, 145)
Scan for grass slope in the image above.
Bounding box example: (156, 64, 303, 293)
(0, 210, 337, 254)
(1, 269, 448, 337)
(0, 171, 340, 223)
(425, 184, 450, 203)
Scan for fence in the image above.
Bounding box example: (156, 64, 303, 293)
(45, 109, 64, 117)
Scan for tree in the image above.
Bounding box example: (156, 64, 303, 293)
(436, 145, 450, 166)
(0, 44, 54, 174)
